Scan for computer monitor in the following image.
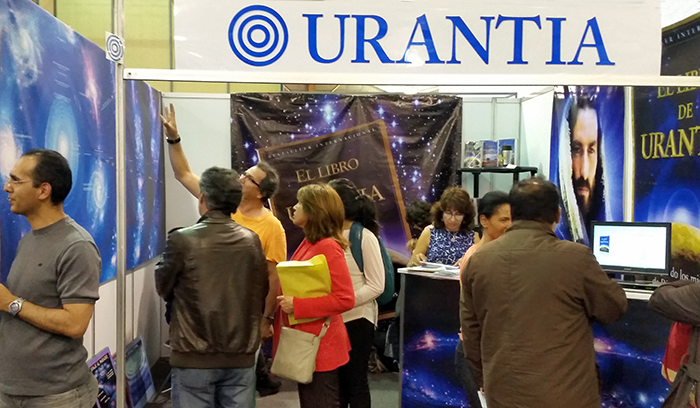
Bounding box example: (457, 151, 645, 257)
(590, 221, 671, 276)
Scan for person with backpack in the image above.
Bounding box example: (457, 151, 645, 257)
(329, 178, 387, 408)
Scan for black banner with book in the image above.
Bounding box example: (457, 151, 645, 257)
(231, 94, 462, 256)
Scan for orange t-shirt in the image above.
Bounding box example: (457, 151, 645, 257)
(232, 210, 287, 264)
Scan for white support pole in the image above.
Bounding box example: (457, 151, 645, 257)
(113, 0, 127, 407)
(623, 86, 635, 222)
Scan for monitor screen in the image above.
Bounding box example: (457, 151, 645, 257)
(590, 222, 671, 275)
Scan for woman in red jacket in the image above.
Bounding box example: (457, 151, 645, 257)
(275, 183, 355, 408)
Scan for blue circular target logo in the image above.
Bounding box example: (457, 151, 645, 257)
(228, 5, 288, 66)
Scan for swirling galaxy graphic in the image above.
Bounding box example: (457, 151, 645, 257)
(45, 98, 80, 189)
(0, 0, 164, 283)
(402, 300, 672, 408)
(124, 80, 165, 270)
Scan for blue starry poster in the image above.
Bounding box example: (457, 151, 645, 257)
(231, 94, 462, 256)
(0, 0, 117, 283)
(124, 80, 165, 271)
(633, 13, 700, 280)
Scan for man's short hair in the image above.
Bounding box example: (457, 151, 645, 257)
(22, 149, 72, 204)
(199, 167, 243, 214)
(509, 177, 560, 224)
(255, 161, 279, 201)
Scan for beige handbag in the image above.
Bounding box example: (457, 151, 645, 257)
(271, 316, 332, 384)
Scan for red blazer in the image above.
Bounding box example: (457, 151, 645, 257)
(273, 237, 355, 372)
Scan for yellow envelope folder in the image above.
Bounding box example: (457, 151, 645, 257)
(277, 254, 331, 325)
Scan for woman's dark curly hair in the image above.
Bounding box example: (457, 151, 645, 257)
(431, 187, 476, 233)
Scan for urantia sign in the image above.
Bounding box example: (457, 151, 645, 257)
(175, 0, 660, 76)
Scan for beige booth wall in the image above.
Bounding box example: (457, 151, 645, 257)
(48, 0, 280, 93)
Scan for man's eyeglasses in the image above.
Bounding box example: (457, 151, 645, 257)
(4, 177, 31, 186)
(243, 172, 260, 188)
(443, 212, 465, 220)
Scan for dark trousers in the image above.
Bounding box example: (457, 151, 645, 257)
(455, 338, 483, 408)
(339, 318, 374, 408)
(298, 369, 340, 408)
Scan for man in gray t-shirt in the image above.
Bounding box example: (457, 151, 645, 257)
(0, 149, 100, 408)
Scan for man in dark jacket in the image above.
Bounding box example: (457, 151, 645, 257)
(649, 280, 700, 407)
(460, 177, 627, 408)
(155, 166, 268, 408)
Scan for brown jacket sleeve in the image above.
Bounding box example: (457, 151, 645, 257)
(155, 231, 185, 299)
(649, 280, 700, 325)
(460, 258, 483, 387)
(579, 249, 628, 324)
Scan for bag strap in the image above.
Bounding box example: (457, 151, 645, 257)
(349, 222, 364, 272)
(280, 314, 333, 339)
(317, 316, 332, 338)
(682, 362, 700, 382)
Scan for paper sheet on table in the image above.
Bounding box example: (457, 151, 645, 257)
(276, 254, 331, 325)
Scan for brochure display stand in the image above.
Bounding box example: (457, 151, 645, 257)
(456, 166, 538, 198)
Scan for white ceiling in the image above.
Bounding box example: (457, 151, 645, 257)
(661, 0, 700, 27)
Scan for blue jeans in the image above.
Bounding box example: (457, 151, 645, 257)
(171, 366, 256, 408)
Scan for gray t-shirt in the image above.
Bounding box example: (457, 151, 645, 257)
(0, 216, 100, 396)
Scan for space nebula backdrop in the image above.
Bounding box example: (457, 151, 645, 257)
(634, 14, 700, 280)
(0, 1, 166, 283)
(402, 274, 671, 408)
(0, 0, 117, 283)
(124, 80, 165, 270)
(231, 93, 462, 256)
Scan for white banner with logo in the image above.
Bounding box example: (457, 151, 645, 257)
(174, 0, 660, 77)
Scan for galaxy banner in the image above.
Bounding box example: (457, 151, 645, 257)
(594, 298, 671, 408)
(549, 86, 625, 245)
(401, 275, 464, 407)
(401, 275, 671, 408)
(633, 13, 700, 281)
(124, 80, 165, 271)
(633, 84, 700, 280)
(231, 93, 462, 256)
(259, 120, 407, 257)
(661, 12, 700, 76)
(0, 0, 117, 283)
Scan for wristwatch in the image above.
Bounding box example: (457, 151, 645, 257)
(8, 298, 25, 316)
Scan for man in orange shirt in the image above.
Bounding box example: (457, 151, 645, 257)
(161, 104, 287, 395)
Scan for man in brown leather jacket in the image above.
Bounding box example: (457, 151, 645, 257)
(155, 166, 268, 408)
(460, 178, 627, 408)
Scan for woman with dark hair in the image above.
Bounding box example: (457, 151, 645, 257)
(329, 178, 384, 408)
(455, 190, 511, 408)
(408, 187, 477, 266)
(405, 200, 432, 253)
(275, 183, 355, 408)
(458, 191, 512, 271)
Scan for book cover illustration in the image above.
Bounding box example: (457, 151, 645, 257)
(498, 139, 516, 166)
(125, 337, 156, 408)
(482, 140, 498, 167)
(463, 141, 483, 168)
(88, 348, 118, 408)
(258, 120, 410, 256)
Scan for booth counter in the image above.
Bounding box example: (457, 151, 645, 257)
(397, 269, 672, 408)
